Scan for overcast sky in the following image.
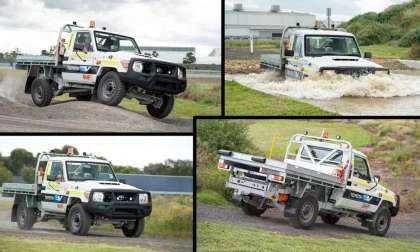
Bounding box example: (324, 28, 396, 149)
(0, 0, 220, 56)
(0, 136, 192, 169)
(225, 0, 409, 21)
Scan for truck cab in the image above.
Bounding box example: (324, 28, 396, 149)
(3, 152, 151, 237)
(260, 26, 389, 79)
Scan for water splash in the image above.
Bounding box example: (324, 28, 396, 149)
(228, 71, 420, 100)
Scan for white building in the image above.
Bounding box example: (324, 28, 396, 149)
(139, 46, 195, 64)
(225, 4, 316, 39)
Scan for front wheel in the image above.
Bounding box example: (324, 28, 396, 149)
(67, 204, 91, 236)
(31, 78, 53, 107)
(368, 206, 391, 236)
(97, 71, 126, 106)
(147, 95, 174, 119)
(16, 203, 36, 230)
(122, 218, 145, 238)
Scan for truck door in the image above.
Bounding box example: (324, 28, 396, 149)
(285, 35, 303, 79)
(41, 161, 68, 213)
(339, 155, 380, 213)
(63, 31, 96, 85)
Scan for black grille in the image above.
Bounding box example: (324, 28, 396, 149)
(102, 191, 138, 203)
(156, 64, 175, 76)
(244, 173, 266, 181)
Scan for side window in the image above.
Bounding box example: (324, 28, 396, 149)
(353, 156, 371, 181)
(49, 162, 64, 182)
(74, 32, 93, 52)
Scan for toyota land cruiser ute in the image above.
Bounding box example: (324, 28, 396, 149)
(16, 21, 187, 119)
(218, 131, 399, 236)
(260, 26, 390, 80)
(1, 152, 152, 237)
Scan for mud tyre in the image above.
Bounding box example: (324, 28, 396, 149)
(16, 203, 36, 230)
(122, 218, 145, 238)
(97, 71, 126, 106)
(31, 78, 53, 107)
(68, 204, 91, 236)
(240, 201, 266, 217)
(146, 94, 174, 119)
(289, 193, 319, 229)
(368, 206, 391, 236)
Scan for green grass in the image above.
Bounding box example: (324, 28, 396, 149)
(0, 236, 157, 252)
(198, 221, 420, 252)
(225, 39, 280, 49)
(178, 83, 221, 105)
(197, 190, 234, 208)
(0, 68, 25, 76)
(360, 44, 410, 58)
(247, 120, 373, 159)
(225, 81, 336, 116)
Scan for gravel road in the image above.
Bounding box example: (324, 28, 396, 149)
(0, 197, 192, 251)
(0, 75, 192, 132)
(198, 203, 420, 240)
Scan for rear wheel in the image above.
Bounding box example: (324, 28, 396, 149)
(368, 206, 391, 236)
(122, 218, 145, 238)
(320, 213, 340, 225)
(68, 204, 91, 236)
(240, 201, 266, 216)
(146, 94, 174, 119)
(289, 193, 319, 229)
(97, 71, 126, 106)
(16, 203, 36, 230)
(31, 78, 53, 107)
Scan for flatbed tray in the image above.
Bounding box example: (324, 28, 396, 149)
(1, 183, 36, 196)
(16, 55, 55, 66)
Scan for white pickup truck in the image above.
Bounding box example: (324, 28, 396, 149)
(1, 152, 152, 237)
(16, 21, 187, 118)
(218, 131, 399, 236)
(260, 26, 390, 79)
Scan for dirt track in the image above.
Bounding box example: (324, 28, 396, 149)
(198, 203, 420, 240)
(0, 75, 192, 132)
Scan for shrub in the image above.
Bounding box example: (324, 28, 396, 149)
(356, 22, 392, 45)
(399, 28, 420, 47)
(0, 164, 13, 185)
(22, 166, 35, 183)
(409, 42, 420, 59)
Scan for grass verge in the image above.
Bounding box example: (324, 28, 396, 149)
(198, 221, 420, 252)
(225, 81, 336, 116)
(360, 44, 410, 58)
(0, 236, 156, 252)
(197, 190, 233, 208)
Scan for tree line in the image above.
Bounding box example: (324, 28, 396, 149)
(0, 145, 192, 184)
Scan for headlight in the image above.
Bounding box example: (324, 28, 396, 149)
(138, 193, 149, 204)
(177, 67, 184, 79)
(133, 61, 144, 73)
(92, 192, 104, 202)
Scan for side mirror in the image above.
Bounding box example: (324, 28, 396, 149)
(47, 175, 57, 181)
(285, 49, 294, 57)
(119, 178, 127, 184)
(364, 52, 372, 59)
(374, 175, 381, 183)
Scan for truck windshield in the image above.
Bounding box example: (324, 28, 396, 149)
(94, 31, 140, 54)
(304, 35, 361, 57)
(66, 162, 117, 181)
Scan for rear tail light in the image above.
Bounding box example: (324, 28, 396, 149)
(217, 159, 228, 170)
(268, 174, 284, 183)
(277, 193, 289, 202)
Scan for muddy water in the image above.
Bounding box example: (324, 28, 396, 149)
(228, 71, 420, 115)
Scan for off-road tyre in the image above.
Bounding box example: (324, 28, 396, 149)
(320, 213, 340, 225)
(31, 78, 53, 107)
(289, 192, 319, 229)
(97, 71, 126, 106)
(16, 203, 36, 230)
(240, 201, 266, 216)
(122, 218, 145, 238)
(146, 94, 174, 119)
(368, 206, 391, 236)
(68, 204, 91, 236)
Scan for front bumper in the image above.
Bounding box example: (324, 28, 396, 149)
(82, 190, 152, 219)
(319, 67, 390, 77)
(119, 58, 187, 95)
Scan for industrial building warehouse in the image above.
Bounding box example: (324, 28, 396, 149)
(225, 4, 316, 39)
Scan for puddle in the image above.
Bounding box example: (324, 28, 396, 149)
(228, 71, 420, 115)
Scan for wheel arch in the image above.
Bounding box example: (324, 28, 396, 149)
(66, 197, 82, 214)
(95, 67, 119, 93)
